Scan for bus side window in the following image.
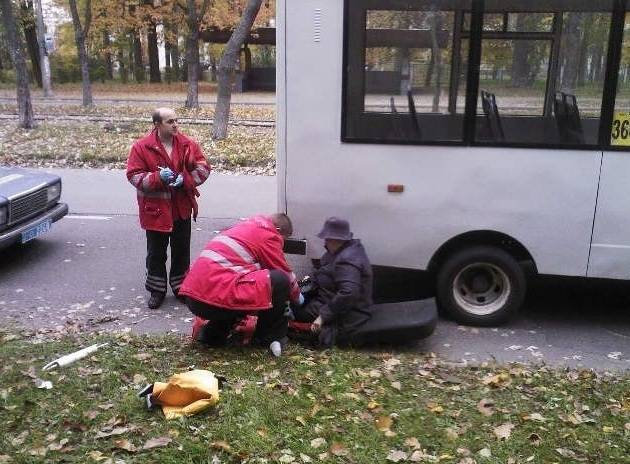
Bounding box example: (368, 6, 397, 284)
(473, 4, 612, 148)
(345, 2, 471, 144)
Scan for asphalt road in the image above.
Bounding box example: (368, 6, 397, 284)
(1, 168, 629, 371)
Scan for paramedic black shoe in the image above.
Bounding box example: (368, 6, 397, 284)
(147, 292, 165, 309)
(270, 340, 282, 357)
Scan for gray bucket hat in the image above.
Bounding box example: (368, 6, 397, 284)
(317, 217, 353, 241)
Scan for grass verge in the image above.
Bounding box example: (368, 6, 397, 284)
(0, 121, 275, 174)
(0, 331, 628, 463)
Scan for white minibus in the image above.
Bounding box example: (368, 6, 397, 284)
(277, 0, 630, 325)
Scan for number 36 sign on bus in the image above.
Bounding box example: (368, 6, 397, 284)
(612, 113, 630, 146)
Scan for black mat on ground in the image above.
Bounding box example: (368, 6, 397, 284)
(348, 298, 437, 345)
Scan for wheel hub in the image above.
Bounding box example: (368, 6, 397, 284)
(453, 262, 511, 316)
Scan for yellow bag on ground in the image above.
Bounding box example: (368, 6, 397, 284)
(139, 369, 220, 420)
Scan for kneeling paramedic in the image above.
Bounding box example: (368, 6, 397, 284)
(179, 214, 302, 356)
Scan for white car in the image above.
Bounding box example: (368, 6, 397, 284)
(0, 167, 68, 249)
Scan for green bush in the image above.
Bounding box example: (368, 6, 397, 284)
(50, 54, 81, 83)
(0, 68, 16, 84)
(50, 55, 111, 83)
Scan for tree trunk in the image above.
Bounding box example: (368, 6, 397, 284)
(560, 13, 584, 92)
(133, 33, 144, 82)
(210, 56, 217, 81)
(185, 0, 201, 108)
(424, 51, 434, 88)
(165, 39, 172, 84)
(68, 0, 92, 106)
(103, 30, 113, 80)
(148, 23, 161, 83)
(33, 0, 52, 96)
(21, 1, 42, 87)
(118, 48, 128, 83)
(213, 0, 263, 139)
(577, 19, 591, 86)
(1, 0, 34, 128)
(171, 23, 181, 80)
(511, 14, 534, 87)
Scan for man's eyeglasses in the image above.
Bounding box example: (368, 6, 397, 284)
(165, 118, 178, 124)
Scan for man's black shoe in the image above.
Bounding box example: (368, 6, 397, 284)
(174, 292, 187, 304)
(147, 292, 165, 309)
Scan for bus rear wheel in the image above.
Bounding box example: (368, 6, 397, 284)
(436, 246, 526, 326)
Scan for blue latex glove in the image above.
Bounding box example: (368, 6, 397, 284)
(159, 166, 175, 183)
(169, 173, 184, 188)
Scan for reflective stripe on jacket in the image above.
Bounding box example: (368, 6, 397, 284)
(126, 130, 211, 232)
(179, 216, 300, 310)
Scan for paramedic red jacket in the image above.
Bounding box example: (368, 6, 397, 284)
(126, 130, 211, 232)
(179, 216, 301, 310)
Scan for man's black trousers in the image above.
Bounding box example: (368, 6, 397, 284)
(186, 270, 290, 345)
(145, 218, 191, 295)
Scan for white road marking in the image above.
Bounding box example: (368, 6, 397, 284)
(66, 215, 111, 220)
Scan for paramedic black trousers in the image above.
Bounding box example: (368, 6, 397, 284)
(145, 218, 191, 296)
(186, 270, 290, 345)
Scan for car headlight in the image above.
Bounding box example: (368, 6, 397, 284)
(0, 205, 7, 225)
(47, 182, 61, 202)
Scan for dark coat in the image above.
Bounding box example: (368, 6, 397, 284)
(305, 239, 373, 347)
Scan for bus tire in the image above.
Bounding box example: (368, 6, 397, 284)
(436, 246, 526, 326)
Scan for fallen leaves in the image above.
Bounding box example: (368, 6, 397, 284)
(558, 412, 596, 425)
(329, 442, 349, 456)
(0, 119, 277, 175)
(107, 436, 172, 454)
(375, 415, 393, 432)
(310, 437, 326, 449)
(1, 331, 628, 463)
(493, 423, 515, 440)
(477, 398, 495, 417)
(95, 426, 133, 439)
(386, 449, 408, 462)
(522, 412, 546, 422)
(141, 436, 172, 450)
(555, 448, 588, 461)
(482, 372, 512, 388)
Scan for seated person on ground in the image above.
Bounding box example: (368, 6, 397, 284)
(178, 213, 301, 357)
(294, 217, 374, 348)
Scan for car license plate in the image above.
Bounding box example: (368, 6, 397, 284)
(21, 219, 52, 244)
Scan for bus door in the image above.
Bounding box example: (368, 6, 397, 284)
(589, 1, 630, 279)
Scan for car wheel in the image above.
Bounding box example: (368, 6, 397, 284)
(436, 246, 526, 326)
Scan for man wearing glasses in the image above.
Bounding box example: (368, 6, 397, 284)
(127, 108, 211, 309)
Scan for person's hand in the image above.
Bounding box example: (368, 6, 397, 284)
(159, 166, 175, 183)
(169, 173, 184, 188)
(311, 316, 322, 333)
(298, 292, 305, 306)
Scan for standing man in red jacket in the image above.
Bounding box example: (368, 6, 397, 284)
(179, 214, 302, 356)
(127, 108, 211, 309)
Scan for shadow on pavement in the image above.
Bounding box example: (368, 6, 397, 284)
(523, 275, 630, 335)
(0, 239, 64, 276)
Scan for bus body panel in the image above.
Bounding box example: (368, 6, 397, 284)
(276, 0, 288, 212)
(279, 0, 602, 278)
(589, 151, 630, 279)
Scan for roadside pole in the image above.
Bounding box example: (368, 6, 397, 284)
(34, 0, 54, 98)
